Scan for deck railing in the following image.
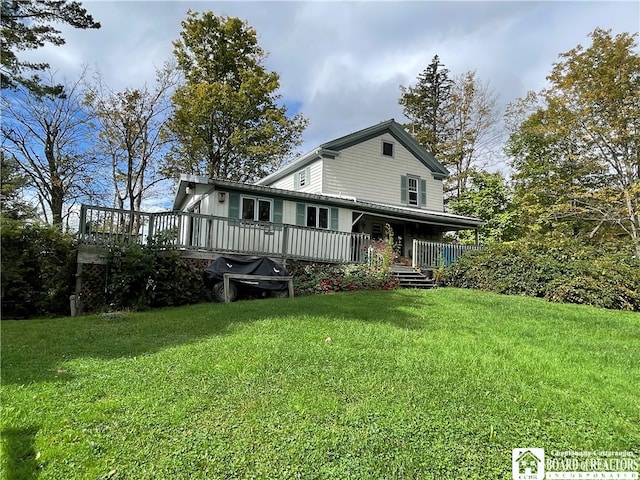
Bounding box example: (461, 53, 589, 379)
(78, 205, 371, 264)
(412, 239, 481, 268)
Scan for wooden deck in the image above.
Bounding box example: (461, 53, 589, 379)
(78, 205, 371, 264)
(77, 205, 481, 268)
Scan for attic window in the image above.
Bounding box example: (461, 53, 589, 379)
(295, 166, 310, 190)
(382, 141, 394, 157)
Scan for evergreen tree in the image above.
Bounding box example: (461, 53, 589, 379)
(1, 0, 100, 97)
(399, 55, 453, 159)
(0, 152, 37, 220)
(400, 58, 500, 201)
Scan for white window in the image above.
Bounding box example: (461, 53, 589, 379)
(408, 177, 419, 206)
(294, 166, 311, 190)
(307, 205, 329, 229)
(241, 197, 272, 221)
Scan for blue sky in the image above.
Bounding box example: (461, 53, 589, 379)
(31, 0, 638, 159)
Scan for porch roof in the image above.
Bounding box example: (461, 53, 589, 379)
(174, 175, 482, 231)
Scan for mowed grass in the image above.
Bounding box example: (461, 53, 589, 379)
(1, 288, 639, 479)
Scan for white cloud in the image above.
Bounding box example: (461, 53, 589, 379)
(18, 1, 640, 156)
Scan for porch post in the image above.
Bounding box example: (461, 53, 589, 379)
(79, 204, 87, 240)
(281, 224, 289, 261)
(147, 214, 155, 245)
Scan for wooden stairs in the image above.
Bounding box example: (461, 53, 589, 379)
(391, 264, 435, 289)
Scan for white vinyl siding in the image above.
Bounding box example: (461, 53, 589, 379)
(269, 175, 295, 191)
(322, 132, 444, 211)
(271, 161, 323, 194)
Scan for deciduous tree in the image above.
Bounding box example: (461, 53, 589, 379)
(448, 170, 518, 245)
(506, 29, 640, 256)
(1, 69, 102, 229)
(164, 11, 307, 183)
(85, 64, 177, 219)
(445, 72, 501, 200)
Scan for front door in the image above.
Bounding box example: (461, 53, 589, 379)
(388, 223, 405, 258)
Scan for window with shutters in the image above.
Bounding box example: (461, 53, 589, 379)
(307, 205, 329, 229)
(401, 175, 427, 207)
(241, 196, 272, 221)
(297, 203, 338, 230)
(408, 176, 419, 206)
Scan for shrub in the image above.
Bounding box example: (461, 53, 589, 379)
(0, 218, 77, 318)
(445, 242, 565, 297)
(444, 239, 640, 311)
(104, 242, 207, 311)
(287, 261, 399, 296)
(544, 256, 640, 311)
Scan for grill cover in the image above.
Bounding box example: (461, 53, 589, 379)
(203, 256, 290, 291)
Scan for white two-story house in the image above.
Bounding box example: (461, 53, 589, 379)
(166, 119, 481, 263)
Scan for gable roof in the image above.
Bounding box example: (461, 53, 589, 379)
(320, 119, 449, 178)
(256, 119, 449, 186)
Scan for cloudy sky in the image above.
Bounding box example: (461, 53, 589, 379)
(36, 0, 639, 157)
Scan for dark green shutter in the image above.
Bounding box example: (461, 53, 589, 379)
(273, 198, 283, 224)
(294, 173, 300, 190)
(305, 166, 311, 185)
(420, 179, 427, 207)
(400, 175, 408, 203)
(330, 207, 339, 230)
(228, 192, 240, 218)
(296, 203, 306, 226)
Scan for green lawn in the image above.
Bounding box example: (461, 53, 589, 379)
(1, 288, 639, 479)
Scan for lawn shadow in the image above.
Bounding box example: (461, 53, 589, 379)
(1, 290, 433, 385)
(293, 290, 433, 331)
(1, 426, 40, 480)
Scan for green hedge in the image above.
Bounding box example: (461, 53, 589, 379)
(105, 243, 207, 311)
(444, 240, 640, 311)
(1, 219, 77, 318)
